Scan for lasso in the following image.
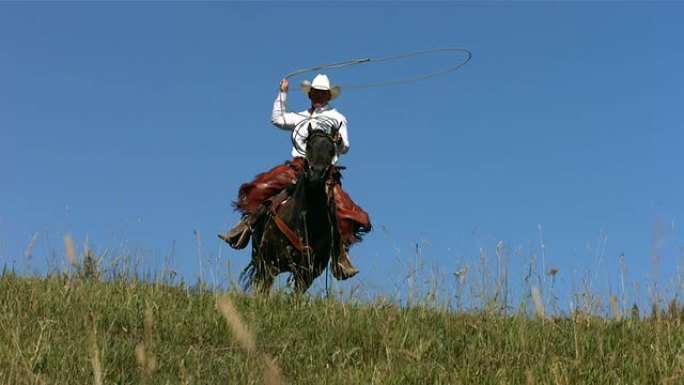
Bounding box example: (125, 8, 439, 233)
(282, 46, 473, 154)
(283, 46, 472, 89)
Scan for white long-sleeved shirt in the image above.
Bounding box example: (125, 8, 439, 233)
(271, 91, 349, 164)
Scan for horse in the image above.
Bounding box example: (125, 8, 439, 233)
(239, 129, 342, 294)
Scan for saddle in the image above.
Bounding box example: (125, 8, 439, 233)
(226, 158, 370, 249)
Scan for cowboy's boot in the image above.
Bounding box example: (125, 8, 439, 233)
(332, 246, 359, 280)
(218, 216, 251, 249)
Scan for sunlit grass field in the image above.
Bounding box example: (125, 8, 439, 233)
(3, 245, 684, 385)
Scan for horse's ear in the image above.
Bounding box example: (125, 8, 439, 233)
(307, 123, 313, 136)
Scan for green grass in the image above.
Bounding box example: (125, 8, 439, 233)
(2, 269, 684, 385)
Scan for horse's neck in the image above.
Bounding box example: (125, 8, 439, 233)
(276, 175, 309, 224)
(277, 177, 329, 228)
(306, 181, 328, 207)
(305, 182, 332, 231)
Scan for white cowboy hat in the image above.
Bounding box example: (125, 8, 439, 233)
(301, 74, 341, 100)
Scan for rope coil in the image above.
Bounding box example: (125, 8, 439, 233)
(281, 46, 472, 152)
(284, 46, 472, 90)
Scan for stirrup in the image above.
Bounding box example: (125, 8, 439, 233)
(218, 219, 251, 249)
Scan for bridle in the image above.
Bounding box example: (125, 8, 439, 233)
(303, 129, 335, 172)
(291, 117, 341, 157)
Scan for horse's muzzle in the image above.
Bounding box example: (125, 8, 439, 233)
(307, 165, 329, 185)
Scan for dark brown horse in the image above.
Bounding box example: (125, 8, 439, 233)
(240, 129, 341, 293)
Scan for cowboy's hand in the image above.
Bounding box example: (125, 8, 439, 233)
(280, 78, 289, 93)
(332, 131, 343, 144)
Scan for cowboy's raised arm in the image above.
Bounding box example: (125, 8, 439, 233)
(271, 78, 302, 130)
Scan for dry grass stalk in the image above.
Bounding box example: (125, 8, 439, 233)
(135, 345, 147, 370)
(64, 233, 78, 267)
(88, 316, 103, 385)
(218, 295, 285, 385)
(609, 295, 623, 322)
(263, 354, 285, 385)
(136, 303, 158, 374)
(525, 368, 535, 385)
(23, 231, 39, 259)
(531, 286, 545, 318)
(218, 295, 256, 355)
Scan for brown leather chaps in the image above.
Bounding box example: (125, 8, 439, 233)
(233, 157, 371, 245)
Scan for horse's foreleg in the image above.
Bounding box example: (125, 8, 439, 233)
(252, 249, 278, 295)
(293, 273, 314, 294)
(256, 272, 276, 295)
(254, 263, 278, 294)
(293, 249, 328, 294)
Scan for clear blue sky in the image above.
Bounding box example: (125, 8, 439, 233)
(1, 2, 682, 311)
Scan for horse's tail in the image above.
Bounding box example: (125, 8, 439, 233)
(239, 261, 256, 292)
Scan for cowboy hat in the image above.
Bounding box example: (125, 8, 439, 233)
(301, 74, 341, 100)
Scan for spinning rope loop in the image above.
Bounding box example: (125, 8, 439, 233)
(284, 46, 472, 90)
(282, 46, 472, 154)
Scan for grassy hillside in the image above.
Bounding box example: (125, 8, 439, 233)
(2, 270, 684, 385)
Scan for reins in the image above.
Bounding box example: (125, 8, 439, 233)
(268, 178, 311, 257)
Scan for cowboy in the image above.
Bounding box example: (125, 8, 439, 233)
(219, 74, 371, 280)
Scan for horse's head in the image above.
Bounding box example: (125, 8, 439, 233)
(304, 128, 336, 186)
